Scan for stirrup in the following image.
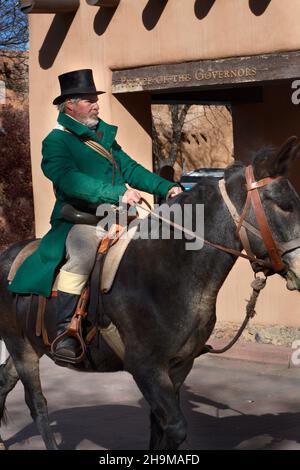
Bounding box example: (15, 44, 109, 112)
(51, 329, 86, 365)
(51, 288, 90, 364)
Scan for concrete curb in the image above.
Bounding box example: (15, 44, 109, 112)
(0, 337, 294, 367)
(208, 338, 292, 366)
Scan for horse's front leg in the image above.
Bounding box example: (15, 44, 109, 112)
(130, 361, 187, 450)
(149, 411, 164, 450)
(149, 361, 194, 449)
(5, 336, 58, 450)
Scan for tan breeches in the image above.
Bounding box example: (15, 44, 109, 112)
(56, 224, 106, 295)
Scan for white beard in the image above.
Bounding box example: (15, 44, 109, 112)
(81, 117, 99, 129)
(65, 113, 99, 130)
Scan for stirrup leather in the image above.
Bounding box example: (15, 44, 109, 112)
(51, 288, 89, 364)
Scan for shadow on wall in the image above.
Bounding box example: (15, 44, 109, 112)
(142, 0, 169, 31)
(39, 13, 76, 69)
(249, 0, 272, 16)
(115, 93, 152, 135)
(194, 0, 272, 19)
(94, 3, 120, 36)
(194, 0, 216, 20)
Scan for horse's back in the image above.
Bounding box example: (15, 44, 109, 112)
(0, 240, 36, 283)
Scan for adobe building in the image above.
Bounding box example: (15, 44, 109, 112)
(22, 0, 300, 328)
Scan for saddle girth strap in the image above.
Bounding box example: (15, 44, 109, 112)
(35, 296, 50, 347)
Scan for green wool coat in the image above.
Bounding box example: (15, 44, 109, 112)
(9, 112, 176, 297)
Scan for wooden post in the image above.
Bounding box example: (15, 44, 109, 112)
(20, 0, 79, 14)
(112, 50, 300, 94)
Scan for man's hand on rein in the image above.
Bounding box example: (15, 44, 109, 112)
(122, 188, 142, 206)
(167, 186, 183, 199)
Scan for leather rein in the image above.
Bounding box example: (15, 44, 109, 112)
(135, 166, 300, 356)
(137, 165, 300, 274)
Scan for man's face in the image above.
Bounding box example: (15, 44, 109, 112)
(65, 94, 99, 128)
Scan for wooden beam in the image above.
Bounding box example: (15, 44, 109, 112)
(86, 0, 120, 6)
(20, 0, 79, 14)
(151, 86, 263, 105)
(112, 50, 300, 93)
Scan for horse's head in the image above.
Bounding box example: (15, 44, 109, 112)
(225, 136, 300, 290)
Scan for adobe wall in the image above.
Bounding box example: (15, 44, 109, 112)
(28, 0, 300, 326)
(29, 0, 300, 235)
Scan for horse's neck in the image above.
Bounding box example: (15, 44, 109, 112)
(223, 166, 248, 215)
(180, 179, 245, 298)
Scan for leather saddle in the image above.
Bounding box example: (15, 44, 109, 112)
(9, 204, 139, 365)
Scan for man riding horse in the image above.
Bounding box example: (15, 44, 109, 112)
(9, 69, 182, 360)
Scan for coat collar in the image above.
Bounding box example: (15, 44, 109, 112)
(57, 112, 118, 149)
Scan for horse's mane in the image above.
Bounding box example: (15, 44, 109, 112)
(223, 160, 244, 180)
(168, 175, 223, 206)
(250, 145, 276, 165)
(224, 145, 278, 180)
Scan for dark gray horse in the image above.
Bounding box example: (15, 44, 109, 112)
(1, 138, 300, 450)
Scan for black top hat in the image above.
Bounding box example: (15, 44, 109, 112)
(53, 69, 104, 105)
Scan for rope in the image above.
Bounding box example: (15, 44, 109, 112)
(204, 276, 267, 354)
(135, 198, 268, 356)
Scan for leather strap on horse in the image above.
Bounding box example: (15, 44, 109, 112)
(135, 200, 272, 269)
(219, 178, 255, 261)
(35, 296, 51, 347)
(244, 166, 285, 272)
(51, 287, 89, 364)
(220, 174, 300, 270)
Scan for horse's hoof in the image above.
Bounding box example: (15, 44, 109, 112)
(0, 442, 7, 450)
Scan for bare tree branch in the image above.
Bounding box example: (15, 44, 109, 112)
(151, 114, 164, 172)
(0, 0, 28, 51)
(151, 104, 233, 178)
(167, 104, 191, 167)
(0, 1, 29, 99)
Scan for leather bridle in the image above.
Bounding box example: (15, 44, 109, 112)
(134, 164, 300, 275)
(220, 165, 300, 273)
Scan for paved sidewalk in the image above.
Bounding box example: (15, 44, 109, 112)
(208, 337, 293, 366)
(1, 343, 300, 450)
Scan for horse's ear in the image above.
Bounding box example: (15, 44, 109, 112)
(272, 136, 299, 176)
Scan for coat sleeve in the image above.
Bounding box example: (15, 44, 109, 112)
(42, 134, 126, 205)
(112, 141, 177, 197)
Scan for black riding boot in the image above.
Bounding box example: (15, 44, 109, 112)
(54, 290, 80, 359)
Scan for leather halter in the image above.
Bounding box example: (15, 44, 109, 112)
(220, 165, 300, 273)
